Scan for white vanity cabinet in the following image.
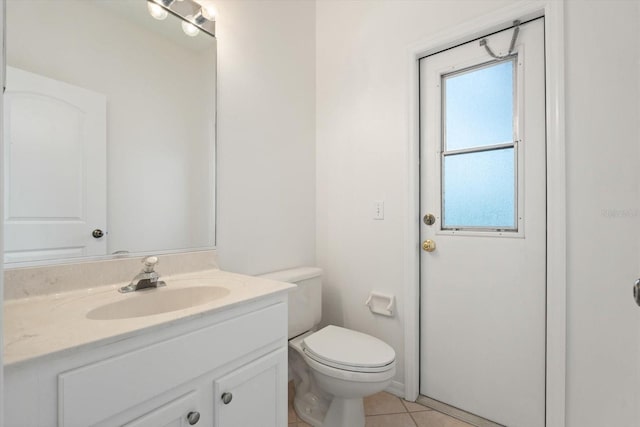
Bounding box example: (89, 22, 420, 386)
(4, 295, 288, 427)
(213, 348, 286, 426)
(122, 389, 204, 427)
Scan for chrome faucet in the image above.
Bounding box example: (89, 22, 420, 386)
(119, 256, 166, 293)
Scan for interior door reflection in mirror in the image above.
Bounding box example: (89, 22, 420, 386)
(4, 0, 216, 264)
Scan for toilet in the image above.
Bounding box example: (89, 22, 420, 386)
(259, 267, 396, 427)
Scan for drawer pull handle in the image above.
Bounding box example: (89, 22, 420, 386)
(186, 411, 200, 425)
(221, 392, 233, 404)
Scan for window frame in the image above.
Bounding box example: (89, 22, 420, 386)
(436, 54, 525, 237)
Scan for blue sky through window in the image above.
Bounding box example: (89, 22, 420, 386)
(443, 148, 515, 228)
(444, 60, 514, 151)
(442, 59, 516, 229)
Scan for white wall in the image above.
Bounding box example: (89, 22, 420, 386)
(215, 0, 316, 275)
(317, 2, 640, 425)
(6, 0, 215, 257)
(316, 0, 513, 390)
(564, 1, 640, 426)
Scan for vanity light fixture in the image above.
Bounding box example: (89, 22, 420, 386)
(182, 18, 200, 37)
(181, 5, 216, 37)
(147, 0, 184, 19)
(147, 0, 216, 38)
(191, 4, 216, 25)
(147, 2, 168, 20)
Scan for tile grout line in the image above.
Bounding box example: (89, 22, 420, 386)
(400, 399, 434, 413)
(366, 413, 419, 427)
(366, 411, 410, 416)
(408, 411, 420, 426)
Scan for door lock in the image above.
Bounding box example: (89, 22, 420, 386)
(423, 213, 436, 226)
(422, 240, 436, 252)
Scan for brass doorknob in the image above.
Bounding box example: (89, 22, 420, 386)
(422, 240, 436, 252)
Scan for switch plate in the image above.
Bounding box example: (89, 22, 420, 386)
(374, 200, 384, 220)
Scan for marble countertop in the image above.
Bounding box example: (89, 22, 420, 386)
(4, 269, 295, 366)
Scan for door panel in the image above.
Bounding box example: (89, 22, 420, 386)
(213, 348, 287, 427)
(123, 391, 200, 427)
(4, 67, 107, 263)
(419, 19, 545, 427)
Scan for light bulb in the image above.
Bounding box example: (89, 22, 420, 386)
(147, 1, 168, 20)
(200, 5, 216, 21)
(182, 19, 200, 37)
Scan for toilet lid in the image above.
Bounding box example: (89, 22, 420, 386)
(302, 325, 395, 371)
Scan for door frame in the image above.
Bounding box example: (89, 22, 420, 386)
(404, 1, 566, 427)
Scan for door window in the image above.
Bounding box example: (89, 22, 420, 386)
(441, 58, 518, 231)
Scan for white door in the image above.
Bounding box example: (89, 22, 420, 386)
(419, 19, 545, 426)
(4, 67, 107, 263)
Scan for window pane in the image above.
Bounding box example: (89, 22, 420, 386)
(443, 148, 515, 229)
(444, 60, 514, 151)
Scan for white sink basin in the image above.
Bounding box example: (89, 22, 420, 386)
(87, 286, 231, 320)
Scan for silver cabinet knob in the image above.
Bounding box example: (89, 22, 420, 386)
(186, 411, 200, 425)
(92, 229, 104, 238)
(221, 392, 233, 404)
(634, 279, 640, 307)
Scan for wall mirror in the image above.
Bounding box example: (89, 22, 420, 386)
(4, 0, 217, 266)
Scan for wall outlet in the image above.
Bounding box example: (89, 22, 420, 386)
(374, 200, 384, 220)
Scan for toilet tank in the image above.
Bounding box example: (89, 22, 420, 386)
(258, 267, 322, 339)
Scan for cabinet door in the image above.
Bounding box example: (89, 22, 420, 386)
(214, 348, 287, 427)
(123, 391, 203, 427)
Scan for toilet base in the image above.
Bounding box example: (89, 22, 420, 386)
(293, 391, 327, 427)
(294, 394, 365, 427)
(321, 397, 365, 427)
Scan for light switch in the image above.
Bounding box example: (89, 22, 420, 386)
(374, 200, 384, 220)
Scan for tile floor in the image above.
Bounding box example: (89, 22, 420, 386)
(288, 382, 474, 427)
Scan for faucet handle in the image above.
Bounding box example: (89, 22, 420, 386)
(142, 256, 159, 272)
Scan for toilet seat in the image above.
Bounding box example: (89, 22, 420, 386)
(302, 325, 396, 373)
(303, 350, 396, 383)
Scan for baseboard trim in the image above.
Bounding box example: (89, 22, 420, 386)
(385, 380, 405, 399)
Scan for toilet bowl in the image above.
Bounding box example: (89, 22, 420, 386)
(258, 267, 396, 427)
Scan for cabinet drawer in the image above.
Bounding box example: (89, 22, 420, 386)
(123, 391, 199, 427)
(58, 302, 286, 427)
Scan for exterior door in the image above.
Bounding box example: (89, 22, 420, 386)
(4, 66, 107, 263)
(419, 19, 545, 426)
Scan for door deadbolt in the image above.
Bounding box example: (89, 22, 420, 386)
(422, 240, 436, 252)
(423, 213, 436, 226)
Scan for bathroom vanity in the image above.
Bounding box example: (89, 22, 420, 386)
(3, 266, 294, 427)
